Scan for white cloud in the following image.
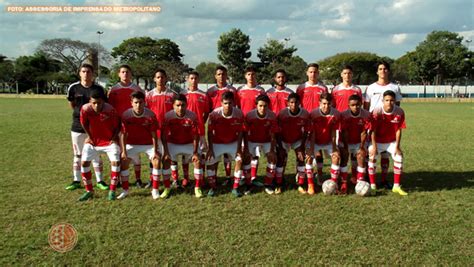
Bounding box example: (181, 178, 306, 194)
(277, 25, 290, 33)
(98, 20, 127, 30)
(321, 30, 346, 39)
(392, 33, 408, 44)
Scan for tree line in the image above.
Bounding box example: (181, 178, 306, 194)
(0, 30, 472, 93)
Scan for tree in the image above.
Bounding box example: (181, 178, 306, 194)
(195, 62, 220, 84)
(392, 51, 420, 84)
(257, 39, 297, 65)
(410, 30, 473, 85)
(14, 52, 63, 93)
(318, 52, 391, 85)
(256, 39, 303, 83)
(0, 54, 15, 82)
(217, 28, 251, 83)
(111, 37, 187, 89)
(37, 38, 110, 76)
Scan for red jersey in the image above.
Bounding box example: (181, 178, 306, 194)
(277, 107, 310, 144)
(80, 103, 120, 147)
(185, 89, 210, 136)
(121, 108, 159, 145)
(371, 106, 406, 143)
(245, 109, 279, 143)
(237, 85, 266, 115)
(296, 81, 328, 112)
(331, 83, 363, 112)
(208, 107, 244, 144)
(206, 84, 237, 111)
(340, 109, 371, 145)
(267, 86, 293, 114)
(145, 88, 176, 137)
(309, 108, 341, 145)
(162, 110, 199, 144)
(108, 82, 144, 116)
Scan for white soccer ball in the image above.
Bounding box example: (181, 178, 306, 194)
(355, 180, 370, 196)
(322, 179, 338, 195)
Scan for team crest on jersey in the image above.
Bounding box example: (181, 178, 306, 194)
(391, 115, 401, 123)
(100, 114, 109, 121)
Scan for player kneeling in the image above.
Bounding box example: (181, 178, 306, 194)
(276, 93, 310, 194)
(120, 91, 161, 200)
(206, 91, 244, 197)
(339, 94, 371, 194)
(162, 94, 204, 198)
(368, 91, 407, 196)
(78, 90, 121, 201)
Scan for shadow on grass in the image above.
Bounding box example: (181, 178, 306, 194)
(403, 171, 474, 192)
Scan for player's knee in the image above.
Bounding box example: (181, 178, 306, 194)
(331, 153, 340, 164)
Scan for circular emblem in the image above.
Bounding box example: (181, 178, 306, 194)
(48, 223, 78, 253)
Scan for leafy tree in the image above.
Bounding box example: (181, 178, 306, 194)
(195, 62, 220, 84)
(217, 28, 251, 83)
(0, 54, 15, 82)
(257, 39, 297, 65)
(14, 52, 63, 93)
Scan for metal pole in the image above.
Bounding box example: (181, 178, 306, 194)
(96, 31, 103, 83)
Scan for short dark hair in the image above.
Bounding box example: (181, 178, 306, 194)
(348, 94, 362, 102)
(274, 69, 287, 77)
(80, 63, 94, 72)
(245, 66, 257, 73)
(188, 70, 199, 77)
(215, 65, 227, 73)
(383, 90, 396, 99)
(342, 65, 353, 71)
(319, 92, 332, 102)
(130, 90, 145, 100)
(377, 61, 390, 71)
(173, 93, 187, 104)
(255, 94, 270, 105)
(90, 89, 106, 101)
(154, 68, 167, 77)
(118, 64, 132, 72)
(287, 92, 300, 102)
(221, 91, 234, 102)
(307, 63, 319, 70)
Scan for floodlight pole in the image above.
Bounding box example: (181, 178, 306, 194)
(96, 31, 104, 82)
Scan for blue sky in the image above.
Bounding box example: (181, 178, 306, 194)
(1, 0, 472, 68)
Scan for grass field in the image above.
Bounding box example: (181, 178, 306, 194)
(0, 98, 473, 265)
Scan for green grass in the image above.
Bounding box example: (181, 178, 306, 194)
(0, 99, 473, 265)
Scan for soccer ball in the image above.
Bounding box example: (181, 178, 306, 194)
(322, 179, 337, 195)
(355, 180, 370, 196)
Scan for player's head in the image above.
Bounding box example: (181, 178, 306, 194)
(89, 89, 106, 112)
(341, 65, 353, 83)
(287, 93, 300, 113)
(348, 94, 362, 115)
(274, 69, 287, 87)
(382, 90, 396, 111)
(215, 65, 228, 86)
(173, 94, 187, 117)
(130, 90, 145, 114)
(221, 91, 235, 113)
(377, 61, 390, 80)
(255, 94, 270, 116)
(118, 64, 132, 83)
(306, 63, 319, 82)
(244, 66, 257, 85)
(79, 63, 94, 83)
(319, 92, 332, 114)
(154, 68, 168, 88)
(187, 71, 199, 90)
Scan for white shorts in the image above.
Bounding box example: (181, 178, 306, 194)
(82, 143, 120, 162)
(208, 142, 239, 165)
(248, 142, 271, 158)
(281, 140, 303, 153)
(168, 143, 197, 162)
(309, 143, 336, 157)
(368, 142, 402, 162)
(71, 131, 87, 156)
(126, 144, 158, 161)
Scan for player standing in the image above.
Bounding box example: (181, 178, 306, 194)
(66, 63, 107, 191)
(368, 91, 407, 196)
(120, 91, 161, 199)
(206, 91, 244, 197)
(78, 89, 121, 201)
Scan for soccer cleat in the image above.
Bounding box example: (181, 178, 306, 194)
(117, 190, 129, 200)
(96, 181, 109, 191)
(171, 180, 179, 189)
(135, 179, 144, 188)
(160, 188, 171, 199)
(298, 186, 307, 194)
(252, 180, 264, 187)
(244, 185, 253, 195)
(370, 188, 377, 196)
(231, 188, 242, 198)
(151, 189, 160, 200)
(78, 191, 93, 201)
(378, 181, 393, 190)
(144, 180, 152, 189)
(339, 182, 348, 195)
(195, 187, 204, 198)
(274, 187, 282, 195)
(207, 188, 216, 197)
(307, 184, 315, 195)
(66, 181, 81, 190)
(392, 186, 408, 196)
(264, 186, 275, 195)
(108, 190, 116, 201)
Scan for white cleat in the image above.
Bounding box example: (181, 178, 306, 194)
(117, 190, 129, 200)
(151, 189, 160, 200)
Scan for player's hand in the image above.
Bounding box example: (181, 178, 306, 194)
(192, 153, 200, 163)
(395, 147, 403, 157)
(163, 152, 171, 162)
(296, 150, 305, 162)
(85, 137, 93, 145)
(120, 151, 128, 161)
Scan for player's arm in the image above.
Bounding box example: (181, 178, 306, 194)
(161, 126, 170, 161)
(236, 131, 243, 157)
(207, 126, 214, 161)
(369, 129, 377, 157)
(110, 116, 121, 145)
(68, 101, 76, 109)
(120, 131, 128, 160)
(150, 131, 160, 159)
(395, 128, 402, 155)
(192, 133, 199, 162)
(307, 131, 315, 159)
(331, 128, 339, 155)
